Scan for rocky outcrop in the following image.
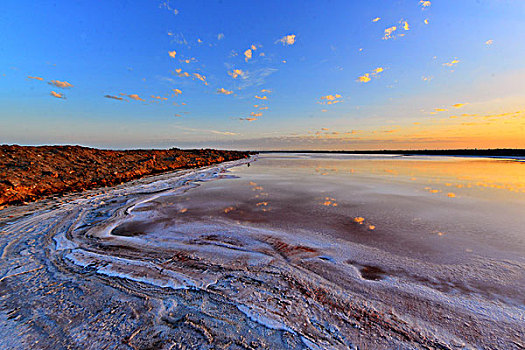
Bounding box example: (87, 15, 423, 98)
(0, 145, 253, 208)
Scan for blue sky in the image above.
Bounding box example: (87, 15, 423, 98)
(1, 0, 524, 149)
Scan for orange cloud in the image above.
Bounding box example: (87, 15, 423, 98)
(174, 68, 190, 77)
(250, 112, 262, 117)
(193, 73, 207, 85)
(168, 51, 176, 58)
(228, 69, 244, 79)
(383, 26, 397, 40)
(244, 49, 252, 62)
(48, 80, 73, 88)
(372, 17, 381, 22)
(321, 94, 341, 101)
(276, 34, 296, 45)
(255, 95, 267, 100)
(217, 88, 233, 95)
(261, 89, 272, 93)
(240, 117, 257, 121)
(126, 94, 145, 101)
(420, 1, 431, 7)
(357, 73, 371, 83)
(453, 103, 466, 108)
(443, 59, 460, 67)
(151, 95, 168, 100)
(27, 76, 43, 81)
(172, 88, 182, 95)
(50, 91, 65, 99)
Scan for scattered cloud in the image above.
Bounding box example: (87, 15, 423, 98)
(443, 59, 460, 67)
(217, 87, 233, 95)
(422, 75, 433, 82)
(217, 33, 224, 40)
(358, 73, 371, 83)
(174, 125, 238, 136)
(420, 1, 431, 8)
(320, 94, 342, 105)
(403, 21, 410, 31)
(104, 94, 123, 100)
(485, 39, 494, 46)
(159, 0, 179, 15)
(276, 34, 296, 45)
(372, 17, 381, 22)
(452, 103, 466, 108)
(27, 76, 43, 81)
(193, 73, 208, 85)
(211, 130, 238, 136)
(434, 108, 448, 112)
(180, 57, 196, 64)
(255, 95, 268, 100)
(168, 51, 176, 58)
(151, 95, 168, 100)
(228, 69, 245, 79)
(173, 113, 182, 117)
(50, 91, 65, 99)
(250, 112, 262, 117)
(174, 68, 190, 77)
(357, 67, 383, 83)
(125, 94, 145, 101)
(48, 80, 73, 88)
(424, 19, 429, 25)
(261, 89, 272, 93)
(383, 26, 397, 40)
(240, 117, 257, 122)
(244, 49, 252, 62)
(172, 88, 182, 95)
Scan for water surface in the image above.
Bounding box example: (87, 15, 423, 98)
(1, 154, 524, 349)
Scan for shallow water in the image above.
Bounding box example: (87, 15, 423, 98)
(1, 154, 524, 349)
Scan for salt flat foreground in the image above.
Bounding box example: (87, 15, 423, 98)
(1, 154, 524, 349)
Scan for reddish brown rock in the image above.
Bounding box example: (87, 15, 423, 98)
(0, 145, 253, 207)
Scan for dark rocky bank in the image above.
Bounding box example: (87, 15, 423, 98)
(0, 145, 253, 208)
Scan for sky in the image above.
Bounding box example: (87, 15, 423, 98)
(1, 0, 524, 150)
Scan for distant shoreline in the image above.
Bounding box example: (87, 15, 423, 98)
(258, 149, 525, 158)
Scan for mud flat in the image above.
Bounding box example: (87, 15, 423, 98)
(0, 153, 524, 349)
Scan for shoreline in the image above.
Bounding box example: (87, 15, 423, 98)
(258, 149, 525, 159)
(0, 145, 254, 209)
